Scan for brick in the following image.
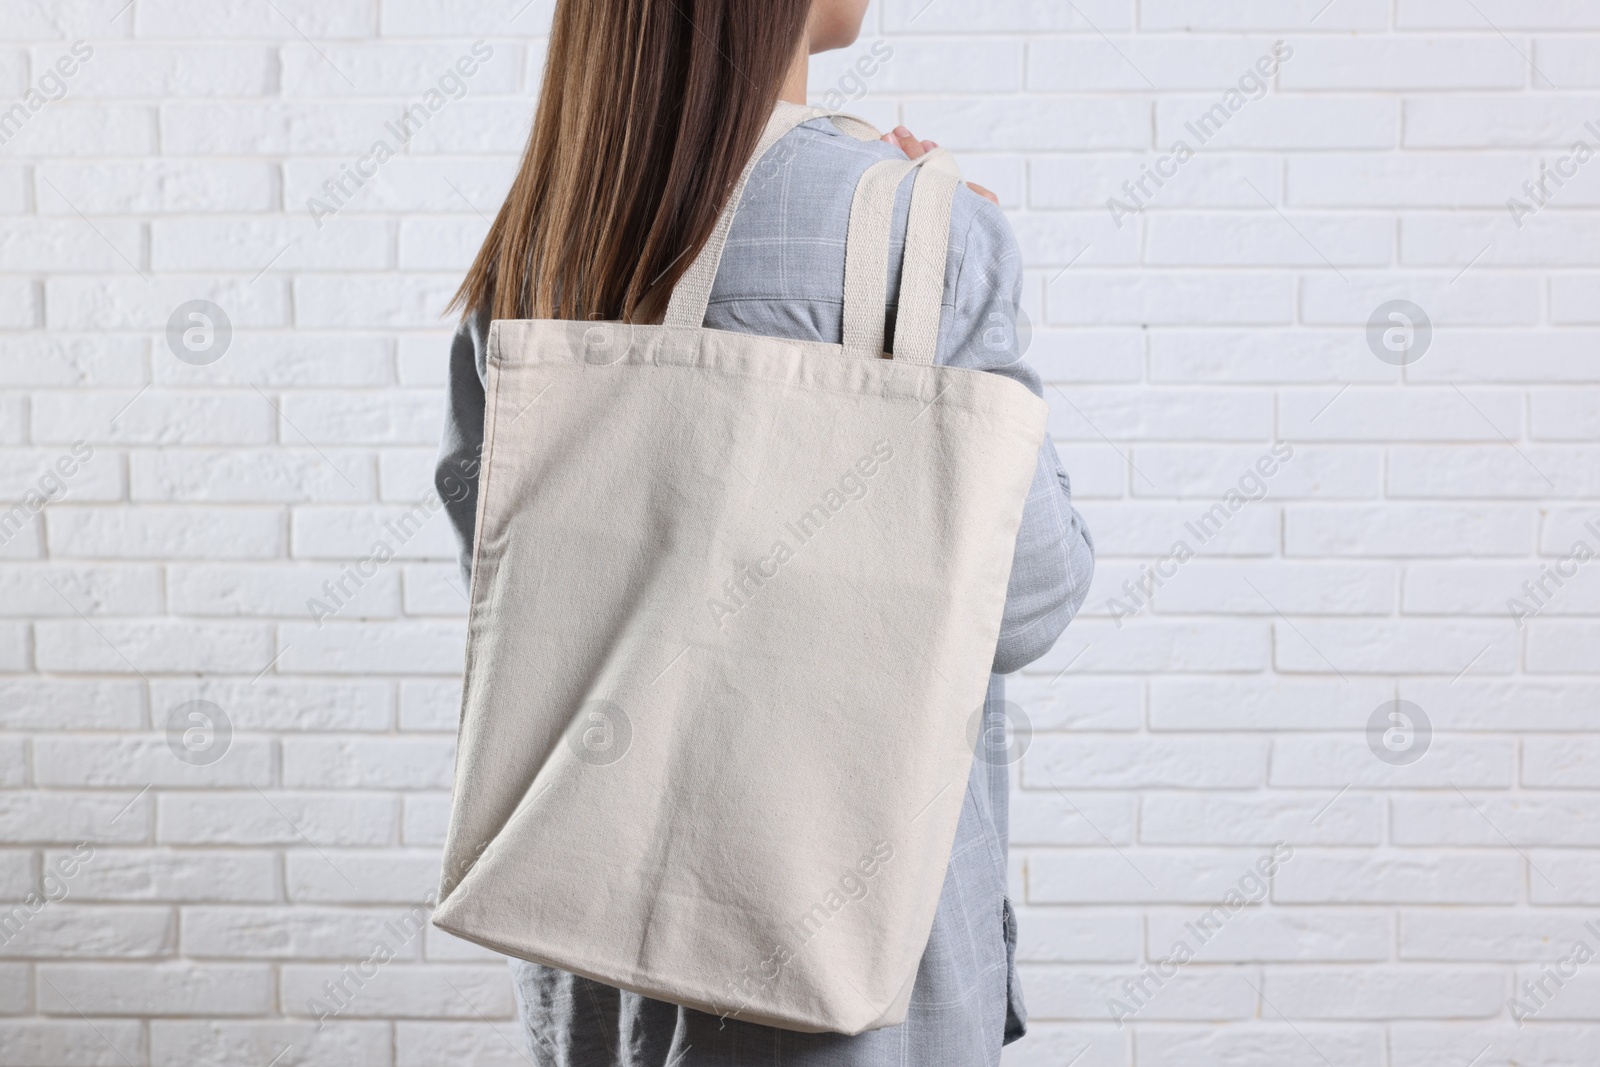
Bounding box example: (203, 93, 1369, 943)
(63, 45, 277, 98)
(33, 736, 273, 788)
(1301, 272, 1542, 326)
(0, 850, 38, 898)
(392, 1021, 528, 1067)
(1141, 793, 1383, 846)
(1150, 677, 1393, 731)
(46, 506, 284, 559)
(150, 1020, 390, 1067)
(1156, 97, 1397, 150)
(1021, 964, 1257, 1021)
(1272, 620, 1519, 674)
(1027, 738, 1267, 789)
(1283, 39, 1529, 89)
(0, 906, 174, 959)
(1400, 909, 1597, 960)
(1148, 330, 1400, 384)
(152, 336, 394, 388)
(397, 216, 490, 272)
(1135, 1024, 1382, 1067)
(151, 217, 392, 272)
(1282, 387, 1522, 442)
(1275, 852, 1520, 904)
(278, 391, 441, 445)
(1003, 675, 1142, 734)
(159, 792, 397, 847)
(1032, 155, 1282, 211)
(1141, 0, 1389, 30)
(132, 450, 375, 503)
(1404, 212, 1600, 267)
(1394, 795, 1600, 846)
(149, 679, 393, 732)
(904, 99, 1150, 152)
(0, 794, 150, 844)
(285, 850, 439, 904)
(37, 962, 272, 1015)
(0, 565, 160, 616)
(1146, 908, 1390, 962)
(1157, 559, 1396, 613)
(1529, 851, 1600, 904)
(400, 564, 470, 617)
(34, 619, 275, 674)
(1399, 680, 1600, 730)
(1400, 0, 1600, 28)
(1048, 271, 1293, 326)
(167, 562, 399, 618)
(1406, 96, 1600, 148)
(1525, 737, 1600, 786)
(0, 679, 144, 730)
(1528, 621, 1600, 673)
(30, 390, 274, 445)
(1270, 737, 1514, 787)
(1287, 153, 1534, 207)
(282, 736, 454, 789)
(0, 335, 147, 387)
(0, 219, 145, 273)
(1388, 447, 1600, 499)
(1285, 504, 1532, 557)
(1536, 36, 1600, 86)
(281, 42, 521, 97)
(281, 963, 512, 1019)
(45, 277, 289, 332)
(1404, 562, 1600, 615)
(1533, 389, 1600, 439)
(1033, 619, 1274, 673)
(1553, 274, 1600, 323)
(35, 161, 278, 215)
(398, 679, 460, 732)
(1010, 792, 1136, 846)
(1047, 388, 1272, 441)
(1029, 849, 1286, 905)
(401, 794, 452, 846)
(181, 906, 428, 960)
(1, 105, 155, 156)
(59, 849, 276, 903)
(0, 1021, 147, 1067)
(1266, 966, 1504, 1018)
(1145, 213, 1392, 267)
(292, 274, 462, 329)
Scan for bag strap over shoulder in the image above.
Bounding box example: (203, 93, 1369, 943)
(841, 150, 961, 365)
(664, 102, 880, 330)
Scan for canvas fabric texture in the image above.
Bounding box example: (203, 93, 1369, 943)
(432, 103, 1048, 1036)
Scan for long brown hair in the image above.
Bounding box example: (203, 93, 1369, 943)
(448, 0, 812, 324)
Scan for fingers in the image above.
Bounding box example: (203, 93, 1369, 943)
(880, 128, 997, 205)
(966, 182, 999, 206)
(881, 125, 926, 160)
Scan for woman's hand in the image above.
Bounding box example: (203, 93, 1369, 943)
(882, 126, 999, 205)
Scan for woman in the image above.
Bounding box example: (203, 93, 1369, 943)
(434, 0, 1094, 1062)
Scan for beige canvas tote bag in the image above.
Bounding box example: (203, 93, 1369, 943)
(433, 102, 1048, 1035)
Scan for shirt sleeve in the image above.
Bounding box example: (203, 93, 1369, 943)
(936, 192, 1096, 675)
(434, 304, 490, 586)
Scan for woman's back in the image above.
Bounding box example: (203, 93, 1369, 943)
(452, 113, 1096, 1064)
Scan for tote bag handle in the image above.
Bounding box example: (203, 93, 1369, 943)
(663, 103, 879, 330)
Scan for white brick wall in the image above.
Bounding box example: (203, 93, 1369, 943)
(1, 1, 1597, 1064)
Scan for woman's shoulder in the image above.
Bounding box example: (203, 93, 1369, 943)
(739, 115, 1018, 262)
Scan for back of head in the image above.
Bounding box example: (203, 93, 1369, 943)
(451, 0, 814, 325)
